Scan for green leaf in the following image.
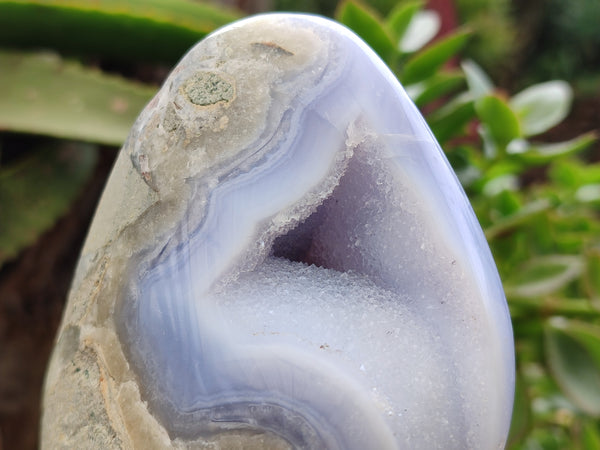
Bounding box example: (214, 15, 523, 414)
(461, 59, 493, 98)
(481, 174, 518, 196)
(545, 317, 600, 416)
(0, 143, 97, 267)
(508, 296, 600, 318)
(407, 71, 465, 107)
(549, 161, 584, 189)
(475, 94, 521, 150)
(504, 255, 584, 298)
(491, 189, 522, 216)
(575, 184, 600, 204)
(510, 81, 573, 137)
(550, 160, 600, 189)
(398, 10, 440, 53)
(0, 50, 156, 145)
(446, 145, 481, 183)
(401, 28, 470, 85)
(0, 0, 239, 64)
(336, 1, 396, 62)
(507, 376, 532, 447)
(427, 94, 476, 144)
(509, 132, 597, 165)
(385, 0, 423, 42)
(584, 248, 600, 302)
(582, 421, 600, 450)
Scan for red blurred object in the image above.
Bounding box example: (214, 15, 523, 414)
(426, 0, 458, 38)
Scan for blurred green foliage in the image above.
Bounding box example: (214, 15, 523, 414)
(0, 0, 598, 447)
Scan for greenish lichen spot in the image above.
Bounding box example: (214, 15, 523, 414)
(183, 72, 234, 106)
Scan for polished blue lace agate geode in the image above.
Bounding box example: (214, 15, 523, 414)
(43, 13, 514, 450)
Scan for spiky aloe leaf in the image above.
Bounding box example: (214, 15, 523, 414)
(0, 0, 239, 63)
(0, 50, 156, 145)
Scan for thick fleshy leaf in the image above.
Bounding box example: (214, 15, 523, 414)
(576, 184, 600, 203)
(582, 422, 600, 449)
(584, 248, 600, 302)
(0, 51, 155, 145)
(407, 71, 465, 107)
(475, 94, 521, 150)
(488, 187, 521, 216)
(510, 81, 573, 137)
(0, 0, 239, 63)
(445, 145, 482, 188)
(508, 132, 596, 165)
(385, 1, 423, 42)
(481, 174, 518, 196)
(508, 296, 600, 318)
(550, 160, 600, 189)
(336, 1, 396, 62)
(545, 318, 600, 416)
(401, 29, 470, 85)
(399, 10, 440, 53)
(461, 59, 493, 98)
(0, 143, 97, 267)
(427, 93, 476, 144)
(504, 255, 584, 298)
(507, 376, 531, 447)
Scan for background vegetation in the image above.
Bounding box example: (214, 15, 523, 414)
(0, 0, 598, 448)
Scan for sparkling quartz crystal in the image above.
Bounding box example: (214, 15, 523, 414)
(42, 13, 514, 450)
